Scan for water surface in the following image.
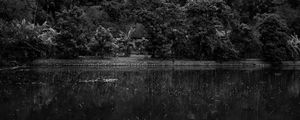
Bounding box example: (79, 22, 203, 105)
(0, 66, 299, 120)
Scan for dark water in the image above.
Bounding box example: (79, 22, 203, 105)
(0, 66, 300, 120)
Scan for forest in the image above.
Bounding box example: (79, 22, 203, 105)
(0, 0, 300, 66)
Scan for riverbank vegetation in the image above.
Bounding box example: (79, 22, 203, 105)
(1, 0, 300, 66)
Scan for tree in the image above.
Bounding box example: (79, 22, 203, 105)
(53, 7, 91, 58)
(225, 0, 283, 24)
(257, 14, 294, 62)
(136, 3, 186, 58)
(88, 26, 116, 57)
(185, 1, 239, 60)
(275, 1, 300, 36)
(0, 0, 36, 21)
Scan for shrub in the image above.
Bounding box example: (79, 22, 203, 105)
(230, 23, 263, 58)
(115, 27, 136, 57)
(287, 34, 300, 60)
(166, 28, 192, 59)
(37, 22, 59, 58)
(53, 32, 80, 59)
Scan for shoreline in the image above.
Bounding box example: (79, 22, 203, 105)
(31, 59, 300, 67)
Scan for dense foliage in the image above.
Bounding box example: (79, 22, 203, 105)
(1, 0, 300, 66)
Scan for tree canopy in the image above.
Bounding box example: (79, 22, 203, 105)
(0, 0, 300, 66)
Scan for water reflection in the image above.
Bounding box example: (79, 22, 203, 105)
(0, 66, 300, 120)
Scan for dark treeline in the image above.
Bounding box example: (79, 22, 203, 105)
(0, 0, 300, 66)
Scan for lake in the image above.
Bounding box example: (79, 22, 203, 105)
(0, 66, 299, 120)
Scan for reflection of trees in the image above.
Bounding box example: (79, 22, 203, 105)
(28, 83, 116, 120)
(1, 67, 300, 120)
